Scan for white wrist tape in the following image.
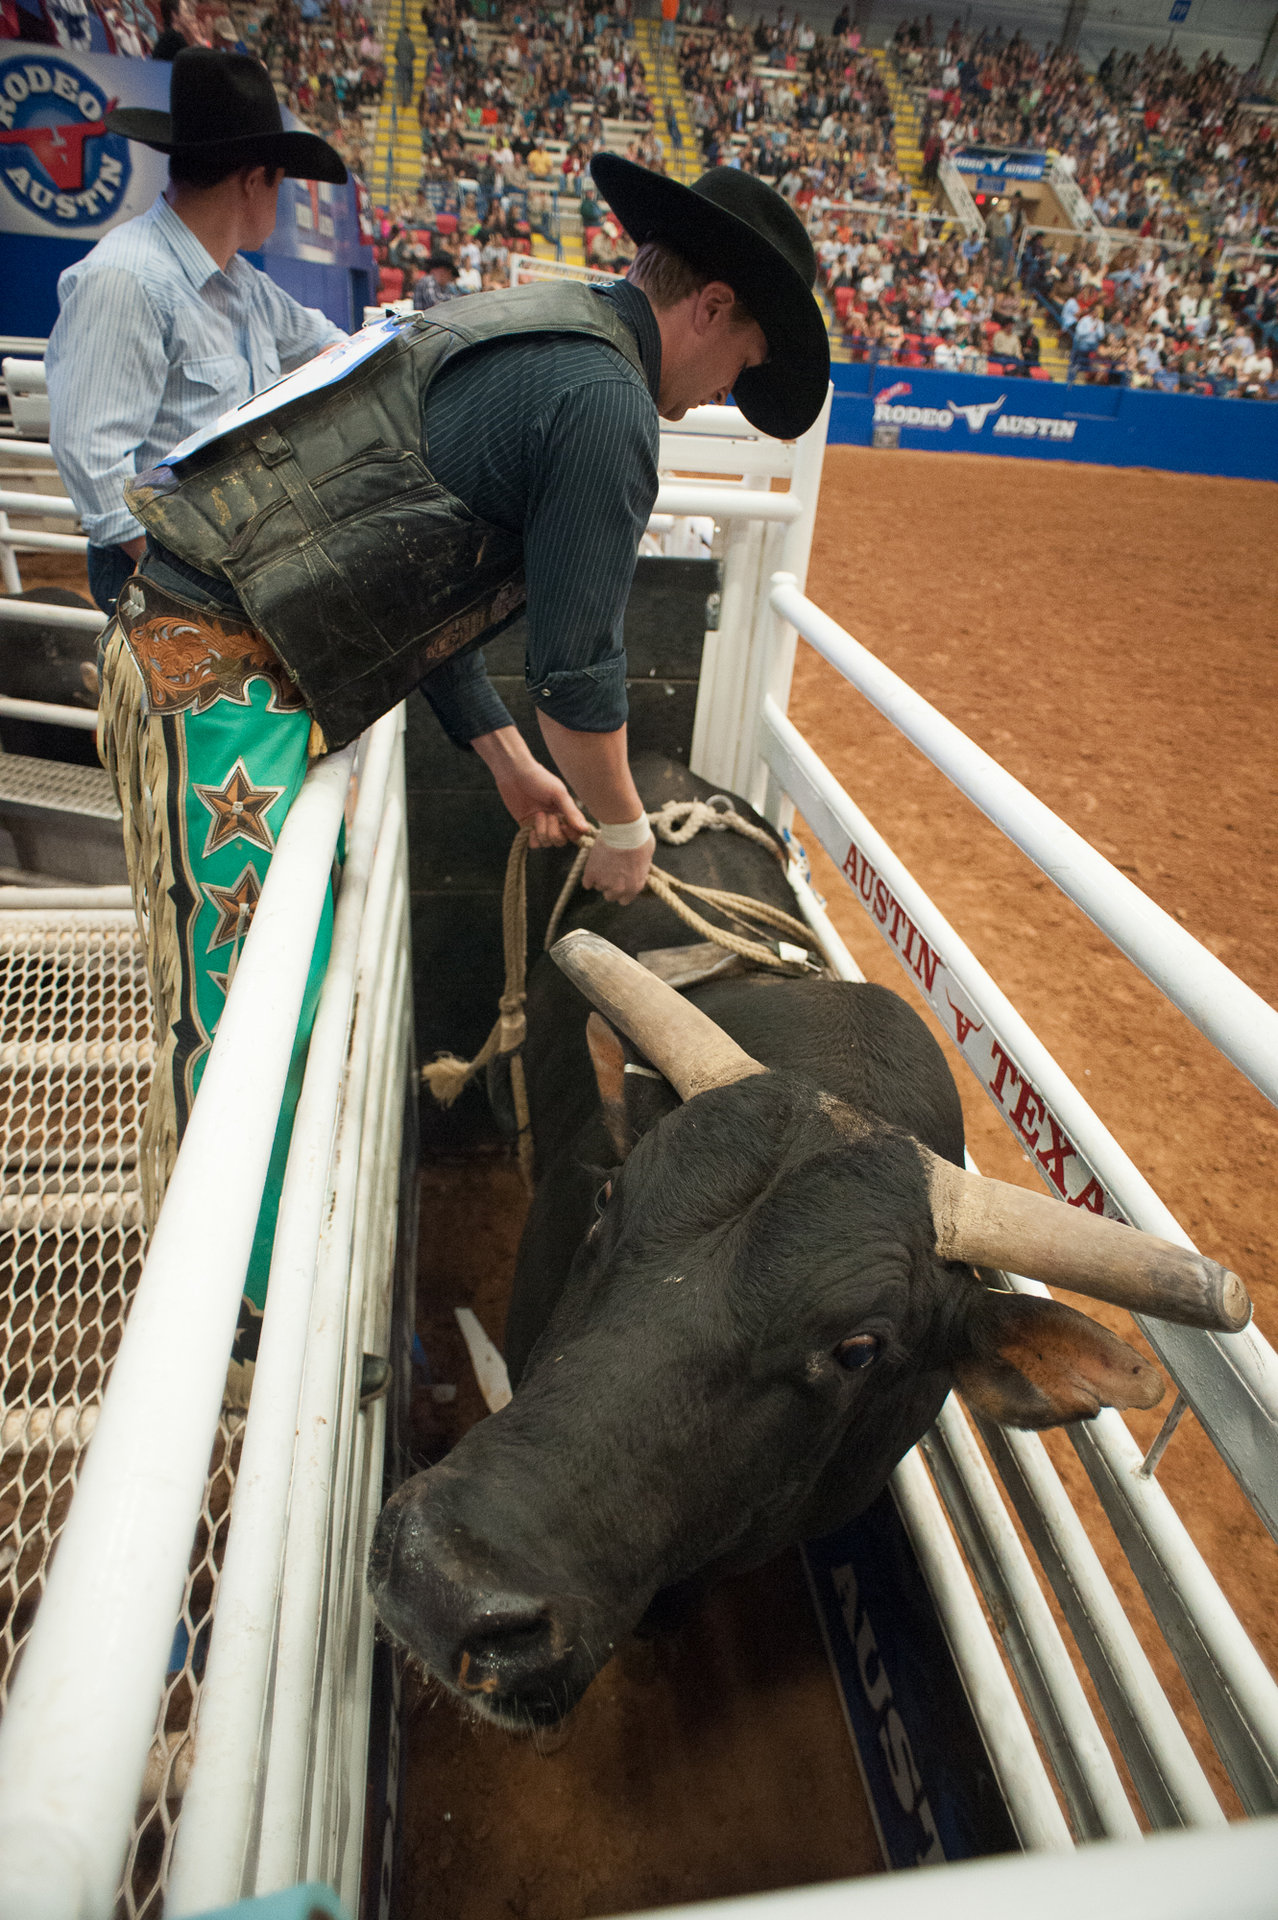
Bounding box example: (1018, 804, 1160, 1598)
(596, 814, 653, 851)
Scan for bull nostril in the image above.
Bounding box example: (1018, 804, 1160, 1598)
(454, 1608, 561, 1691)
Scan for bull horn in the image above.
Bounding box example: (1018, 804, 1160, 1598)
(551, 930, 765, 1100)
(921, 1149, 1251, 1334)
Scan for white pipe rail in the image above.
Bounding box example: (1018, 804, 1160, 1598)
(613, 1816, 1278, 1920)
(0, 598, 104, 633)
(0, 528, 88, 555)
(788, 866, 1217, 1835)
(0, 439, 58, 463)
(0, 489, 78, 520)
(758, 695, 1278, 1491)
(891, 1449, 1073, 1851)
(257, 812, 408, 1890)
(0, 695, 98, 732)
(165, 713, 402, 1915)
(768, 575, 1278, 1115)
(0, 741, 356, 1920)
(655, 483, 802, 523)
(0, 885, 130, 911)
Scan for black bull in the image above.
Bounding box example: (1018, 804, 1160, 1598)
(369, 757, 1176, 1728)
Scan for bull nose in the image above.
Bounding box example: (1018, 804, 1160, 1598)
(368, 1486, 590, 1723)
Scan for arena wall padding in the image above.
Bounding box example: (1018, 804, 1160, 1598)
(830, 364, 1278, 482)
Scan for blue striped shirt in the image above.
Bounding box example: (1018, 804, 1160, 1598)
(46, 194, 345, 548)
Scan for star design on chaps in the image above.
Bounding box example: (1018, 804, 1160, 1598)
(204, 864, 263, 953)
(193, 759, 285, 858)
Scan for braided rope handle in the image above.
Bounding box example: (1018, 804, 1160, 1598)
(424, 800, 820, 1169)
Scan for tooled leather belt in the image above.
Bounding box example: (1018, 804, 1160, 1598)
(113, 574, 308, 721)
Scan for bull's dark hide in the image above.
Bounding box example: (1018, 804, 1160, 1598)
(370, 756, 1157, 1728)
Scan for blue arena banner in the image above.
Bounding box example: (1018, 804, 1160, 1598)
(952, 147, 1047, 182)
(0, 42, 376, 334)
(804, 1491, 1019, 1868)
(829, 364, 1278, 482)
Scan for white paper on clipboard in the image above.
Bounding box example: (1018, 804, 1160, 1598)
(162, 315, 412, 466)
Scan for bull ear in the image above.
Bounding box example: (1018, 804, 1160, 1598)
(955, 1291, 1165, 1430)
(585, 1013, 676, 1162)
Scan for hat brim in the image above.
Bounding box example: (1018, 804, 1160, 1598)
(105, 108, 348, 184)
(590, 153, 829, 439)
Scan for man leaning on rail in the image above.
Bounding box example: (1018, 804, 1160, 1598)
(98, 153, 831, 1399)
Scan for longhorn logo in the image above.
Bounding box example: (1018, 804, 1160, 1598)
(0, 55, 132, 226)
(947, 395, 1006, 433)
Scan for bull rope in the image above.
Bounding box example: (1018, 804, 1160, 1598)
(421, 797, 817, 1182)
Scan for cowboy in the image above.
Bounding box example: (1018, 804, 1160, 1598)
(100, 156, 829, 1389)
(46, 48, 349, 619)
(411, 250, 462, 309)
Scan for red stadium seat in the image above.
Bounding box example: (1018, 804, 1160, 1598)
(435, 212, 459, 235)
(834, 286, 854, 321)
(377, 267, 404, 301)
(1030, 367, 1050, 380)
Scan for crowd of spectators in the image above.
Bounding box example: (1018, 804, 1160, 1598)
(668, 9, 1276, 398)
(82, 0, 1274, 399)
(248, 0, 384, 177)
(678, 18, 910, 207)
(894, 14, 1275, 252)
(1022, 233, 1276, 396)
(402, 0, 664, 185)
(820, 218, 1044, 375)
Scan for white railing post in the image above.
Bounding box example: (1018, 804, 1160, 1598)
(163, 714, 402, 1917)
(689, 387, 831, 799)
(0, 744, 355, 1920)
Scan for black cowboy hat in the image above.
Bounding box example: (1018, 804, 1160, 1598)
(425, 252, 459, 274)
(590, 153, 829, 439)
(107, 47, 347, 185)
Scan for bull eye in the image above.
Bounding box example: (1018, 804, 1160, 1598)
(594, 1180, 613, 1217)
(834, 1333, 880, 1371)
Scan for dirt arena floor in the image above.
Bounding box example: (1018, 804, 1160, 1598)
(395, 447, 1278, 1920)
(14, 447, 1277, 1910)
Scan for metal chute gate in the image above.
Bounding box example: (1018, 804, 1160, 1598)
(0, 349, 1274, 1916)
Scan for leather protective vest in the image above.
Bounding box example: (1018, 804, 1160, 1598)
(123, 282, 646, 751)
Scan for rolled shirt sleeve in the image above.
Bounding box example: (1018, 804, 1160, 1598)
(520, 376, 659, 732)
(47, 267, 170, 549)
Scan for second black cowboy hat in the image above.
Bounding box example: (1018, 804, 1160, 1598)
(590, 153, 829, 439)
(107, 47, 348, 185)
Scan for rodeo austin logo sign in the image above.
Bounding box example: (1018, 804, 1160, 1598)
(873, 381, 1077, 441)
(0, 54, 132, 226)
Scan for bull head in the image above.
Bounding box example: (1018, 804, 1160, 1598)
(553, 929, 1251, 1339)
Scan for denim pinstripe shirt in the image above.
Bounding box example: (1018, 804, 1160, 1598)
(418, 279, 661, 740)
(46, 194, 345, 548)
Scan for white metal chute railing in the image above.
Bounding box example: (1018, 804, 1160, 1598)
(0, 712, 409, 1920)
(747, 590, 1278, 1842)
(785, 874, 1229, 1844)
(162, 714, 403, 1914)
(761, 577, 1278, 1540)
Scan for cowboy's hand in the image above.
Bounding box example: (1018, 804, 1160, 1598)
(581, 832, 654, 906)
(476, 728, 590, 848)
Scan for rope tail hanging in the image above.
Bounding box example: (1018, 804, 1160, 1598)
(421, 798, 819, 1187)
